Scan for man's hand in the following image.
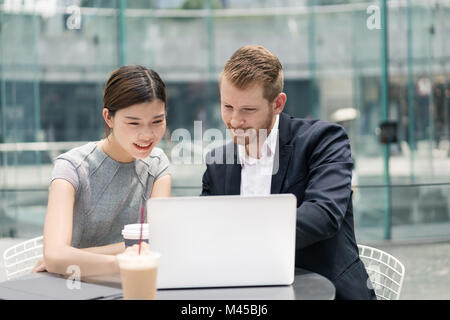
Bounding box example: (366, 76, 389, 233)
(31, 258, 47, 273)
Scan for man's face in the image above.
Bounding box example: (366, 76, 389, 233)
(220, 77, 276, 147)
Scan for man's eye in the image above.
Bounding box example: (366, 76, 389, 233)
(129, 123, 139, 125)
(153, 120, 163, 124)
(224, 105, 233, 109)
(244, 108, 256, 112)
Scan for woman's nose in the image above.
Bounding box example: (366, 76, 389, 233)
(138, 126, 154, 141)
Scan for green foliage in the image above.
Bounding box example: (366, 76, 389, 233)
(180, 0, 222, 10)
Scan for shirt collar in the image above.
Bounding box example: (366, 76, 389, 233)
(238, 114, 280, 166)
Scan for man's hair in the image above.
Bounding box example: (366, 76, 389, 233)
(220, 45, 284, 102)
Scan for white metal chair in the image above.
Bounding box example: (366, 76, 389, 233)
(3, 236, 44, 280)
(358, 244, 405, 300)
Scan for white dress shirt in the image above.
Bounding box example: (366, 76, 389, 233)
(238, 115, 279, 196)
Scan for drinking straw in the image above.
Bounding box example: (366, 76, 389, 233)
(138, 206, 145, 255)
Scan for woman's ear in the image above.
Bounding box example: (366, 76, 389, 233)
(102, 108, 113, 129)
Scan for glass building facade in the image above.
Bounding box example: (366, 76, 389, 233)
(1, 0, 450, 242)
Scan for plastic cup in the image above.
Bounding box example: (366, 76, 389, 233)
(116, 250, 161, 300)
(121, 223, 149, 247)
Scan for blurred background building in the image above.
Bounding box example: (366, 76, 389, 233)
(1, 0, 449, 243)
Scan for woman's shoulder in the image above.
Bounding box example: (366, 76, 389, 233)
(148, 146, 167, 159)
(54, 142, 98, 169)
(141, 147, 169, 165)
(139, 147, 170, 175)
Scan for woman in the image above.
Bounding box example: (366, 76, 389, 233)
(32, 65, 171, 277)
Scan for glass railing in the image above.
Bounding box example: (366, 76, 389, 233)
(1, 182, 449, 242)
(0, 188, 48, 238)
(0, 185, 202, 239)
(353, 182, 450, 242)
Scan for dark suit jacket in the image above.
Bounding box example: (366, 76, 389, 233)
(201, 112, 376, 300)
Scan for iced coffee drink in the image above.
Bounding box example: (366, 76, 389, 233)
(116, 243, 161, 300)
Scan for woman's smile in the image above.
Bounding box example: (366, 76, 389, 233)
(133, 142, 153, 151)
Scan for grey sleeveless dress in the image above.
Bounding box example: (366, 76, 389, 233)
(50, 142, 170, 248)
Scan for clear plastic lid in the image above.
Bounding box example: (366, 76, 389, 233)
(121, 223, 149, 238)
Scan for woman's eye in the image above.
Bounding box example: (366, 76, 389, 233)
(153, 120, 163, 124)
(129, 123, 139, 125)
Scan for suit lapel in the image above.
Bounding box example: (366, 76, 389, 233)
(271, 112, 294, 194)
(225, 143, 241, 195)
(271, 144, 293, 194)
(225, 163, 241, 195)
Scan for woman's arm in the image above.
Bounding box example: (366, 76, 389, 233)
(144, 175, 171, 223)
(81, 242, 125, 255)
(150, 174, 171, 198)
(43, 179, 119, 277)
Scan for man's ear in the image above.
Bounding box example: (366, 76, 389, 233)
(102, 108, 113, 129)
(273, 93, 287, 115)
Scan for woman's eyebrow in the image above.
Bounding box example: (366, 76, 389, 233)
(125, 114, 165, 120)
(153, 113, 165, 119)
(125, 116, 140, 120)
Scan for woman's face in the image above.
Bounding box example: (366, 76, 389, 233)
(105, 100, 166, 161)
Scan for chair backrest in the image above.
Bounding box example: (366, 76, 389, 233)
(3, 236, 44, 280)
(358, 244, 405, 300)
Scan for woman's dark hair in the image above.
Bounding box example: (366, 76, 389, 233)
(102, 65, 167, 137)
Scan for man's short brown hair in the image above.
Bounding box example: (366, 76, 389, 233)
(220, 45, 284, 102)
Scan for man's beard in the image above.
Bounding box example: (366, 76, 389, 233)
(229, 111, 275, 147)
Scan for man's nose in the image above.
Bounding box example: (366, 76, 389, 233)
(230, 117, 244, 129)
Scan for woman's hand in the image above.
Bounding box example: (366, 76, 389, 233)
(31, 258, 47, 273)
(124, 242, 150, 255)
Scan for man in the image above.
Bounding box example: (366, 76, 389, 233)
(201, 45, 376, 300)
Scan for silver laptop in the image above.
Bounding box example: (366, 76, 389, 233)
(147, 194, 297, 289)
